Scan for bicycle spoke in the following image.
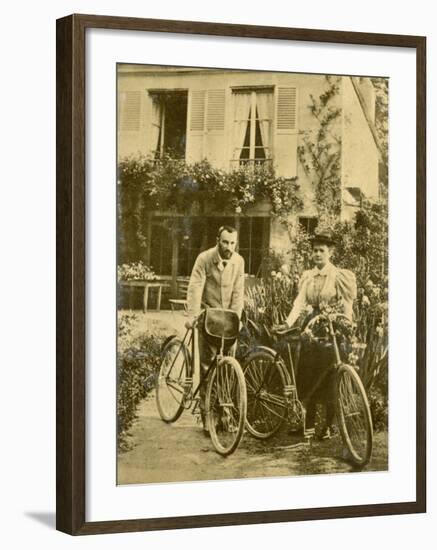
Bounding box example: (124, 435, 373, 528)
(249, 392, 260, 419)
(207, 358, 246, 456)
(258, 401, 275, 431)
(245, 363, 265, 394)
(258, 392, 286, 408)
(265, 360, 278, 387)
(225, 363, 235, 399)
(243, 352, 287, 439)
(164, 380, 185, 405)
(245, 376, 258, 395)
(257, 398, 286, 421)
(247, 361, 260, 391)
(255, 395, 270, 430)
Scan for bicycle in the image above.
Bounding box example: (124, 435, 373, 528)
(241, 312, 373, 468)
(155, 308, 247, 456)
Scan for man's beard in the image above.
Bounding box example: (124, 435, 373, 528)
(218, 246, 232, 259)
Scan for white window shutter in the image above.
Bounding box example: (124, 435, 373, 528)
(189, 90, 206, 131)
(205, 89, 226, 168)
(277, 87, 297, 131)
(186, 89, 227, 168)
(186, 90, 206, 163)
(119, 91, 141, 132)
(206, 89, 225, 131)
(275, 87, 298, 178)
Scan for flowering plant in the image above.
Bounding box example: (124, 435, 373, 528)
(118, 154, 302, 216)
(117, 261, 157, 282)
(118, 155, 303, 265)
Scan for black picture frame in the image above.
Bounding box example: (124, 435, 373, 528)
(56, 13, 426, 535)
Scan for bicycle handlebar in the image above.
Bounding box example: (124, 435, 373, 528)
(272, 325, 301, 337)
(185, 309, 205, 330)
(304, 312, 352, 332)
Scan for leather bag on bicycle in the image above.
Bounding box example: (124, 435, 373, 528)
(203, 308, 240, 349)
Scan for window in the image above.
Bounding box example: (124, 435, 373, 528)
(148, 215, 270, 277)
(150, 91, 188, 159)
(238, 217, 270, 276)
(119, 91, 141, 131)
(177, 217, 235, 277)
(232, 89, 273, 168)
(299, 217, 318, 235)
(149, 218, 173, 275)
(149, 216, 235, 277)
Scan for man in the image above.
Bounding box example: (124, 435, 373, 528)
(185, 225, 245, 431)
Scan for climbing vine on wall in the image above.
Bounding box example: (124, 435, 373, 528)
(371, 77, 389, 198)
(297, 75, 342, 228)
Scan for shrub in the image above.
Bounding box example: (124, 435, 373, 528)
(117, 315, 164, 452)
(368, 388, 389, 432)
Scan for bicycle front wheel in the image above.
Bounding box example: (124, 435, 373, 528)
(156, 338, 190, 423)
(206, 356, 247, 456)
(335, 364, 373, 467)
(243, 350, 289, 439)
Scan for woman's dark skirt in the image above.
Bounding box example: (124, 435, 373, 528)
(296, 311, 335, 405)
(296, 340, 335, 405)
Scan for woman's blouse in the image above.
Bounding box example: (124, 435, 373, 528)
(285, 262, 357, 327)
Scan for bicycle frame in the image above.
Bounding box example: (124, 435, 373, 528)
(245, 313, 351, 433)
(157, 312, 247, 457)
(242, 312, 373, 463)
(164, 322, 234, 413)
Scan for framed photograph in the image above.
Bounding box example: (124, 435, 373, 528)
(56, 14, 426, 535)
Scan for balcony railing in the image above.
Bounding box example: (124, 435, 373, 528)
(229, 158, 273, 170)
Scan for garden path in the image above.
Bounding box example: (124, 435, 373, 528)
(117, 392, 388, 485)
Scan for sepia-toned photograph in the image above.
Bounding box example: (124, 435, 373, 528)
(116, 64, 389, 485)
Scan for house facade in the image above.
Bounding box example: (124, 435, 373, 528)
(118, 65, 380, 285)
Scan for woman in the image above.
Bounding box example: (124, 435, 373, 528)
(277, 230, 357, 439)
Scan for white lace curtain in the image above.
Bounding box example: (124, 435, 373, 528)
(256, 92, 272, 155)
(150, 95, 162, 155)
(233, 91, 272, 159)
(233, 92, 251, 160)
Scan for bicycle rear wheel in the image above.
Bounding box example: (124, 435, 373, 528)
(243, 350, 289, 439)
(206, 356, 247, 456)
(335, 364, 373, 467)
(156, 337, 190, 423)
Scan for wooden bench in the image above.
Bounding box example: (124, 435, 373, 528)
(169, 277, 189, 313)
